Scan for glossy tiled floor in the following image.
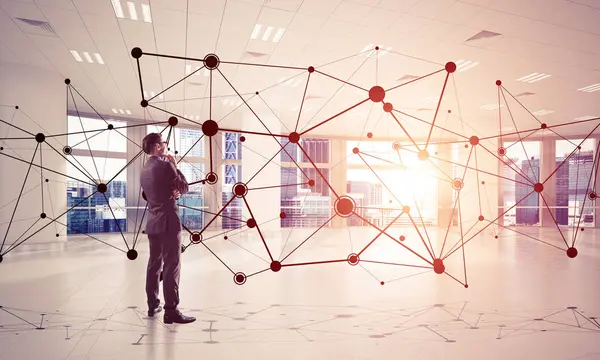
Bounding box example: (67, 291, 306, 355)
(1, 226, 600, 359)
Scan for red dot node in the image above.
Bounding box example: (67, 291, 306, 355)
(347, 253, 359, 266)
(270, 261, 282, 272)
(452, 179, 463, 190)
(566, 247, 578, 258)
(224, 236, 228, 240)
(191, 232, 202, 244)
(392, 142, 400, 151)
(445, 62, 457, 73)
(375, 46, 379, 50)
(418, 150, 429, 161)
(496, 80, 502, 86)
(308, 66, 315, 73)
(541, 123, 547, 129)
(279, 211, 286, 219)
(288, 132, 300, 144)
(308, 179, 315, 186)
(495, 235, 499, 239)
(247, 218, 257, 228)
(206, 172, 218, 184)
(380, 281, 385, 285)
(234, 272, 247, 285)
(240, 136, 246, 142)
(464, 284, 469, 288)
(383, 102, 393, 112)
(233, 182, 248, 197)
(588, 191, 596, 200)
(368, 86, 385, 102)
(433, 259, 445, 274)
(399, 235, 406, 241)
(367, 132, 373, 139)
(402, 205, 410, 214)
(352, 147, 359, 154)
(478, 215, 484, 221)
(469, 136, 479, 146)
(497, 147, 506, 156)
(482, 181, 486, 185)
(533, 183, 544, 193)
(335, 196, 355, 217)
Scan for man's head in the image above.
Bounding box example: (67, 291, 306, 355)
(142, 133, 168, 157)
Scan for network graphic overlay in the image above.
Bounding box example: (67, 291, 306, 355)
(0, 45, 598, 289)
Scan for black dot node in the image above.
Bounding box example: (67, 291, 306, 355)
(127, 249, 138, 260)
(202, 120, 219, 137)
(97, 183, 108, 193)
(140, 100, 148, 107)
(131, 47, 143, 58)
(40, 213, 46, 219)
(63, 146, 72, 155)
(234, 272, 247, 285)
(566, 247, 578, 258)
(308, 66, 315, 73)
(204, 53, 220, 69)
(206, 172, 218, 184)
(191, 232, 202, 244)
(64, 79, 71, 85)
(233, 182, 248, 197)
(168, 116, 178, 126)
(35, 133, 45, 143)
(107, 124, 114, 130)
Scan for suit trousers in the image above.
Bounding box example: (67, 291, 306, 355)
(146, 231, 181, 311)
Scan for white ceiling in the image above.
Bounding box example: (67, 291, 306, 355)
(1, 0, 600, 141)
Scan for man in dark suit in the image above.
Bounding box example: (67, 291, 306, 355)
(140, 133, 196, 324)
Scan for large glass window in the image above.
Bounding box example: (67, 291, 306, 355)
(555, 139, 596, 227)
(67, 116, 127, 152)
(501, 141, 540, 226)
(66, 157, 127, 234)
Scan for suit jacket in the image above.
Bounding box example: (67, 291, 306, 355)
(140, 156, 189, 234)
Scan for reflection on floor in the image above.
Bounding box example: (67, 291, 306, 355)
(1, 226, 599, 359)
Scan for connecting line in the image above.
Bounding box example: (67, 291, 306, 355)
(440, 146, 473, 258)
(314, 70, 367, 92)
(247, 268, 270, 278)
(218, 60, 306, 70)
(241, 196, 274, 262)
(208, 137, 213, 173)
(177, 134, 204, 164)
(478, 142, 536, 186)
(424, 71, 451, 150)
(146, 105, 204, 128)
(539, 193, 570, 249)
(392, 110, 469, 142)
(2, 191, 97, 256)
(486, 220, 564, 251)
(69, 87, 102, 181)
(51, 218, 127, 253)
(480, 117, 600, 142)
(281, 259, 347, 268)
(385, 69, 445, 92)
(178, 204, 246, 224)
(0, 308, 39, 329)
(39, 143, 44, 213)
(136, 58, 145, 100)
(4, 218, 41, 255)
(360, 260, 432, 269)
(106, 149, 144, 185)
(299, 98, 369, 135)
(503, 129, 540, 151)
(247, 182, 309, 191)
(246, 145, 286, 185)
(352, 211, 434, 266)
(0, 118, 35, 136)
(501, 86, 575, 145)
(543, 123, 600, 184)
(498, 85, 502, 144)
(199, 196, 236, 236)
(357, 212, 404, 257)
(198, 240, 235, 274)
(217, 128, 286, 138)
(101, 193, 130, 251)
(280, 214, 336, 262)
(442, 190, 536, 260)
(1, 143, 38, 252)
(389, 112, 420, 149)
(43, 141, 98, 185)
(297, 142, 338, 198)
(500, 88, 538, 183)
(474, 147, 483, 220)
(438, 220, 479, 257)
(295, 72, 312, 132)
(406, 213, 436, 261)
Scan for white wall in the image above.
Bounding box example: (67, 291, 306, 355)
(0, 63, 67, 250)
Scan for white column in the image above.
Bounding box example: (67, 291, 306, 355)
(539, 139, 556, 227)
(330, 138, 347, 227)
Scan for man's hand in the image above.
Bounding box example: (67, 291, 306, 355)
(172, 189, 181, 200)
(165, 154, 177, 167)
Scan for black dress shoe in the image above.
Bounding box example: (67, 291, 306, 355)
(164, 310, 196, 324)
(148, 305, 162, 317)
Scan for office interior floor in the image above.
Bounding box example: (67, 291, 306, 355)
(0, 225, 599, 360)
